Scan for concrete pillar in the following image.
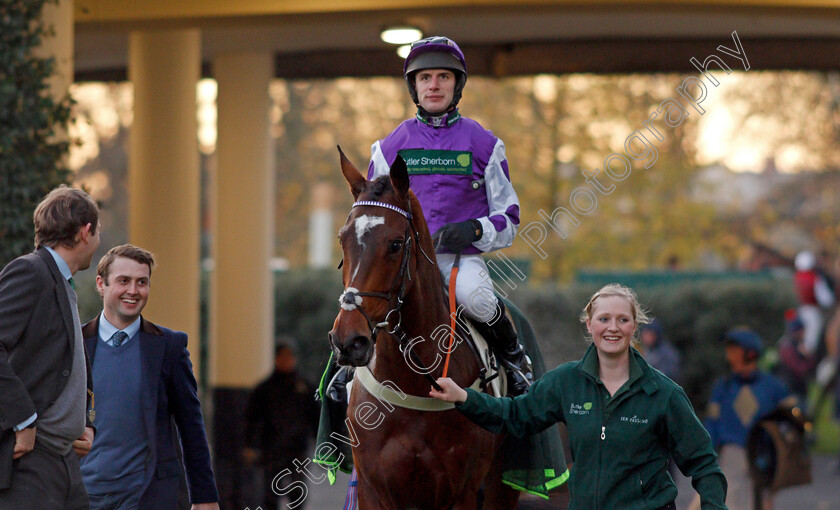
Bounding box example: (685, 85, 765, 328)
(211, 53, 275, 388)
(128, 30, 202, 366)
(309, 182, 334, 268)
(209, 53, 274, 509)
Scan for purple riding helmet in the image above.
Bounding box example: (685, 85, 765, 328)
(403, 36, 468, 111)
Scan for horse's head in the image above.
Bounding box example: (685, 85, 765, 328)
(328, 147, 431, 367)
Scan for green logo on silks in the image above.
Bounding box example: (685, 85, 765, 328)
(398, 149, 473, 175)
(583, 402, 592, 411)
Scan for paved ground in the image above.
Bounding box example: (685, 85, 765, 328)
(675, 453, 840, 510)
(249, 454, 839, 509)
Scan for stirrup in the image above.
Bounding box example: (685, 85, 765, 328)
(498, 349, 533, 396)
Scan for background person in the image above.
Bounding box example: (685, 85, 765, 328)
(775, 310, 816, 405)
(367, 35, 531, 394)
(430, 283, 728, 509)
(639, 318, 682, 383)
(793, 250, 835, 355)
(0, 185, 99, 509)
(79, 244, 219, 510)
(703, 327, 794, 510)
(243, 342, 319, 510)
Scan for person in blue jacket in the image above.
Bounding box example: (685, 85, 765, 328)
(704, 327, 795, 510)
(80, 245, 219, 510)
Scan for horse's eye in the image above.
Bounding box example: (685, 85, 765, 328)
(389, 240, 404, 253)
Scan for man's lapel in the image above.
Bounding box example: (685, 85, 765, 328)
(82, 315, 100, 365)
(37, 248, 76, 347)
(139, 317, 165, 439)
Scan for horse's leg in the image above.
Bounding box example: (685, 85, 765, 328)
(356, 480, 387, 510)
(480, 453, 520, 510)
(357, 491, 389, 510)
(449, 492, 478, 510)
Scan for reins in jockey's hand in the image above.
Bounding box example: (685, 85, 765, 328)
(337, 200, 442, 391)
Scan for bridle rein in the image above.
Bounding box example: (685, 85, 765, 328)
(337, 200, 442, 390)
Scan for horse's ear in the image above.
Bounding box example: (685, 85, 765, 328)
(390, 155, 410, 198)
(338, 145, 366, 199)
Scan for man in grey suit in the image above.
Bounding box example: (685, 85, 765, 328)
(0, 185, 101, 509)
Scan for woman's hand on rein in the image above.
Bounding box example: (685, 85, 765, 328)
(430, 377, 468, 403)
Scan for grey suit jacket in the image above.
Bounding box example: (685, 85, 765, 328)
(0, 247, 94, 488)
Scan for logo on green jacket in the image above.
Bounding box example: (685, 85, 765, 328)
(398, 149, 473, 176)
(569, 402, 591, 416)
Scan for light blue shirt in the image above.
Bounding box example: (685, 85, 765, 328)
(45, 246, 73, 281)
(98, 313, 141, 346)
(15, 247, 76, 431)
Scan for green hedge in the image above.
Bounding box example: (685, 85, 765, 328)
(274, 269, 344, 384)
(272, 270, 797, 410)
(0, 0, 73, 267)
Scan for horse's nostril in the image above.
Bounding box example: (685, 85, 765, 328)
(347, 335, 370, 354)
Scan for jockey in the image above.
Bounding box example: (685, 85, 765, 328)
(794, 250, 835, 355)
(367, 35, 532, 394)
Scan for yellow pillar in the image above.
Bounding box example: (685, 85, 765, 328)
(128, 30, 202, 365)
(35, 0, 73, 147)
(211, 53, 275, 388)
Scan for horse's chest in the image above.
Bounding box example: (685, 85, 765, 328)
(355, 415, 467, 466)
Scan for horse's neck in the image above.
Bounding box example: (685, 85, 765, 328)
(372, 258, 476, 395)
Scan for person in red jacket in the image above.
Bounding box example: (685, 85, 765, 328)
(793, 250, 835, 355)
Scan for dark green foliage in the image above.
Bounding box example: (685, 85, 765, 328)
(274, 269, 344, 384)
(0, 0, 73, 267)
(273, 268, 797, 413)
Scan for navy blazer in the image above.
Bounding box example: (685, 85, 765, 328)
(82, 316, 219, 507)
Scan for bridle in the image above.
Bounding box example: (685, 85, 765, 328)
(337, 199, 441, 390)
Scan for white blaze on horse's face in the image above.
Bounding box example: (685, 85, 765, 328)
(354, 215, 385, 246)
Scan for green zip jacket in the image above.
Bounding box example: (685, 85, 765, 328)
(457, 344, 727, 510)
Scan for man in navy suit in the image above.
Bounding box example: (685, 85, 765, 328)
(0, 185, 100, 509)
(80, 244, 219, 510)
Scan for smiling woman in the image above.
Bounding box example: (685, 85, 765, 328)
(580, 284, 651, 394)
(431, 283, 728, 510)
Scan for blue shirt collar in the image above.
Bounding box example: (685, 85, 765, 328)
(98, 312, 141, 344)
(45, 246, 73, 281)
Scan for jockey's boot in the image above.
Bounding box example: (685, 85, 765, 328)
(326, 366, 355, 437)
(471, 301, 533, 396)
(327, 366, 355, 405)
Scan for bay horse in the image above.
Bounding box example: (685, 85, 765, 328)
(328, 147, 519, 510)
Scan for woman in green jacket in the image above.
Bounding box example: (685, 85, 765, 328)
(431, 284, 727, 509)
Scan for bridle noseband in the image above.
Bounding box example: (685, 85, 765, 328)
(337, 200, 441, 390)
